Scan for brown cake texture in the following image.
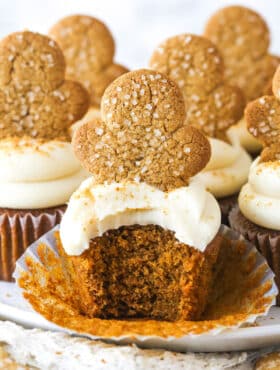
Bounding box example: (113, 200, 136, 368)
(57, 70, 223, 322)
(0, 206, 66, 281)
(57, 225, 225, 321)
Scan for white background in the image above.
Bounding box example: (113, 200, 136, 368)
(1, 0, 280, 69)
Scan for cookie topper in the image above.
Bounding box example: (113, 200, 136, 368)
(149, 34, 244, 141)
(0, 31, 89, 140)
(246, 66, 280, 162)
(204, 5, 280, 102)
(73, 69, 211, 191)
(49, 15, 128, 107)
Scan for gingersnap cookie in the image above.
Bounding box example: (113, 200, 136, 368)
(49, 15, 128, 107)
(204, 6, 280, 102)
(0, 31, 89, 281)
(245, 65, 280, 162)
(0, 31, 89, 140)
(149, 34, 245, 141)
(73, 69, 211, 191)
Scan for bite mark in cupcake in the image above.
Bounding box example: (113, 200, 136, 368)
(59, 69, 223, 321)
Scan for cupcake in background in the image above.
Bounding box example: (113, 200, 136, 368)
(204, 5, 280, 154)
(49, 15, 128, 135)
(150, 34, 252, 224)
(229, 65, 280, 304)
(0, 31, 89, 281)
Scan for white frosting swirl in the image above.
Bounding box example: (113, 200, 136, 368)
(194, 138, 252, 198)
(0, 138, 88, 209)
(227, 117, 262, 154)
(60, 179, 221, 256)
(239, 158, 280, 230)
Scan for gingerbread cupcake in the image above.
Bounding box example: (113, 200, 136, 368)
(204, 5, 280, 154)
(229, 65, 280, 304)
(0, 31, 89, 281)
(49, 15, 128, 134)
(149, 34, 252, 223)
(55, 69, 227, 321)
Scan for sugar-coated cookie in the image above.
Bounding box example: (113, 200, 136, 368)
(73, 69, 211, 191)
(245, 65, 280, 161)
(0, 31, 89, 140)
(150, 34, 244, 141)
(49, 15, 128, 107)
(204, 6, 280, 102)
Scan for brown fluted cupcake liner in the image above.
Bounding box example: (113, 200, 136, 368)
(0, 206, 66, 281)
(229, 205, 280, 305)
(218, 194, 238, 226)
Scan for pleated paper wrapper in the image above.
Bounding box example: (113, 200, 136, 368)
(0, 207, 65, 281)
(13, 224, 278, 351)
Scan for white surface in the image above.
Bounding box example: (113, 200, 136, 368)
(0, 0, 280, 70)
(1, 281, 280, 353)
(0, 321, 253, 370)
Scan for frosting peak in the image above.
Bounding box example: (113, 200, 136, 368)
(0, 137, 88, 209)
(239, 157, 280, 230)
(194, 137, 252, 198)
(60, 179, 221, 256)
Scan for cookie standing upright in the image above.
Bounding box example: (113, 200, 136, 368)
(204, 6, 280, 153)
(74, 69, 210, 191)
(0, 31, 90, 281)
(56, 69, 226, 322)
(229, 65, 280, 305)
(49, 14, 128, 133)
(150, 34, 252, 223)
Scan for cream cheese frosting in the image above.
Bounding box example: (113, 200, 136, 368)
(0, 138, 89, 209)
(239, 157, 280, 230)
(60, 179, 221, 256)
(227, 117, 262, 154)
(194, 137, 252, 198)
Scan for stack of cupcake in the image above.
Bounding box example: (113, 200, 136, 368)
(0, 4, 279, 340)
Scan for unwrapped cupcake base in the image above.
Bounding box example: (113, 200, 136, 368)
(13, 225, 277, 347)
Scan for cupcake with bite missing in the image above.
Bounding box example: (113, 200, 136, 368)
(229, 65, 280, 304)
(149, 34, 252, 224)
(204, 5, 280, 155)
(57, 69, 227, 321)
(48, 15, 128, 135)
(0, 31, 89, 280)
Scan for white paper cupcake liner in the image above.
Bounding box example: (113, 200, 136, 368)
(13, 224, 278, 351)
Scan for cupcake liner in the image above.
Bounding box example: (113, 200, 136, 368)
(13, 224, 277, 349)
(0, 206, 65, 281)
(218, 194, 238, 225)
(229, 206, 280, 305)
